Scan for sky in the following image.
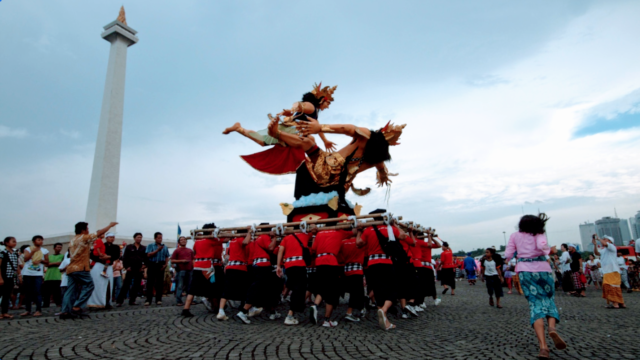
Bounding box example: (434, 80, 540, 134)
(1, 0, 639, 252)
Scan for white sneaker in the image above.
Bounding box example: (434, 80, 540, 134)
(360, 308, 367, 318)
(434, 298, 442, 306)
(269, 312, 282, 320)
(401, 312, 410, 319)
(344, 313, 360, 322)
(377, 309, 387, 330)
(420, 303, 427, 309)
(201, 298, 212, 312)
(216, 309, 228, 321)
(235, 312, 251, 324)
(310, 305, 318, 324)
(322, 320, 338, 327)
(415, 306, 424, 312)
(406, 305, 418, 317)
(248, 307, 263, 317)
(284, 315, 299, 325)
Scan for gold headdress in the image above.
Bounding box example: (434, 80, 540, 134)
(311, 82, 337, 103)
(380, 121, 406, 146)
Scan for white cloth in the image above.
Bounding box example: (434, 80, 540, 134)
(483, 259, 499, 276)
(586, 259, 600, 269)
(87, 263, 114, 308)
(599, 243, 619, 274)
(59, 253, 71, 287)
(22, 247, 49, 276)
(617, 256, 628, 270)
(559, 252, 572, 273)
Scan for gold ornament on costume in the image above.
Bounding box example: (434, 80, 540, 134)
(117, 6, 128, 25)
(380, 121, 406, 146)
(311, 82, 337, 103)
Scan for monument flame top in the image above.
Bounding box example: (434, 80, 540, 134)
(117, 6, 127, 26)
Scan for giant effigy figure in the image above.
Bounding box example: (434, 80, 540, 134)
(223, 83, 405, 221)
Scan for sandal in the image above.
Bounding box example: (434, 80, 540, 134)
(548, 329, 567, 350)
(538, 347, 550, 359)
(33, 312, 42, 317)
(497, 305, 503, 309)
(1, 314, 14, 319)
(489, 298, 494, 306)
(20, 312, 31, 317)
(385, 323, 396, 331)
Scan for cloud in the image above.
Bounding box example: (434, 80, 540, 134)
(59, 129, 81, 139)
(0, 125, 28, 138)
(465, 74, 510, 88)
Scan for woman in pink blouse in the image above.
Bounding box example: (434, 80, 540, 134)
(505, 214, 566, 359)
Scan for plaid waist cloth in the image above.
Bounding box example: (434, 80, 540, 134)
(368, 254, 389, 261)
(572, 271, 585, 289)
(421, 262, 433, 268)
(344, 263, 363, 272)
(317, 253, 336, 258)
(253, 258, 269, 266)
(518, 255, 547, 262)
(307, 267, 317, 273)
(285, 256, 304, 262)
(227, 260, 247, 266)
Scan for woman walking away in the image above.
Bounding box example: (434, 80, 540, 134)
(592, 235, 626, 309)
(438, 242, 456, 295)
(481, 248, 504, 308)
(505, 214, 566, 359)
(585, 254, 602, 290)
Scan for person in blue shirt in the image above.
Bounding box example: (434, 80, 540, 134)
(463, 253, 479, 285)
(145, 232, 170, 306)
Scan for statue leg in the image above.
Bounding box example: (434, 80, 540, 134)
(267, 116, 315, 151)
(222, 122, 266, 146)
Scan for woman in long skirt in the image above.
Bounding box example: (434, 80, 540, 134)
(505, 214, 566, 359)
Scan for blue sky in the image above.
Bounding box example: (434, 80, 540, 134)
(1, 1, 639, 251)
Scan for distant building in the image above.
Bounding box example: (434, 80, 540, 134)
(630, 216, 638, 239)
(595, 217, 625, 246)
(620, 218, 632, 244)
(579, 222, 597, 251)
(634, 211, 640, 240)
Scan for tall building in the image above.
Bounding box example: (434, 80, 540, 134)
(579, 222, 597, 251)
(620, 218, 632, 244)
(630, 216, 638, 239)
(595, 217, 624, 246)
(634, 211, 640, 240)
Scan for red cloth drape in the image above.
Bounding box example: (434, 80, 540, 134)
(240, 145, 306, 175)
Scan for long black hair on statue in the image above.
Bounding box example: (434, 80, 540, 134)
(362, 130, 391, 165)
(302, 92, 322, 109)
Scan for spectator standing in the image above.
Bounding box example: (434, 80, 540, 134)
(585, 254, 602, 290)
(559, 244, 573, 294)
(116, 233, 147, 306)
(592, 235, 626, 309)
(42, 243, 64, 308)
(60, 221, 118, 319)
(21, 235, 50, 317)
(112, 259, 123, 302)
(481, 248, 504, 308)
(617, 252, 632, 293)
(88, 232, 120, 309)
(145, 232, 170, 306)
(1, 237, 20, 319)
(170, 236, 194, 306)
(568, 244, 585, 297)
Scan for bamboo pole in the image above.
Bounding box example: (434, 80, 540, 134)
(193, 220, 388, 240)
(191, 214, 403, 234)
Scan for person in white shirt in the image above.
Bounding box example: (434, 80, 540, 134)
(20, 235, 50, 317)
(480, 248, 504, 308)
(559, 244, 573, 294)
(592, 235, 626, 309)
(585, 254, 602, 289)
(616, 252, 632, 293)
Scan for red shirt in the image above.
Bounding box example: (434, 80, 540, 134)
(312, 230, 352, 266)
(212, 240, 223, 266)
(361, 225, 401, 266)
(419, 240, 433, 264)
(281, 233, 311, 269)
(440, 249, 455, 268)
(411, 240, 423, 268)
(339, 238, 365, 276)
(193, 238, 219, 269)
(92, 238, 110, 265)
(226, 237, 248, 271)
(249, 235, 272, 267)
(171, 247, 194, 271)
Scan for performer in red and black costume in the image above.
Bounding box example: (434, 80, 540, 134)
(181, 223, 220, 317)
(438, 241, 456, 296)
(276, 224, 316, 325)
(216, 229, 251, 321)
(417, 231, 442, 308)
(356, 210, 408, 331)
(338, 231, 366, 322)
(309, 227, 353, 327)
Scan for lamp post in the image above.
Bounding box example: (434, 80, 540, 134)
(503, 231, 507, 249)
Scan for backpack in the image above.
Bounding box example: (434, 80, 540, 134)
(292, 234, 312, 266)
(372, 225, 409, 265)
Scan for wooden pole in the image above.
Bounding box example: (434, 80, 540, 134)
(190, 214, 403, 234)
(193, 220, 388, 240)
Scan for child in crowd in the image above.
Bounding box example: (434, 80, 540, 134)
(92, 238, 110, 278)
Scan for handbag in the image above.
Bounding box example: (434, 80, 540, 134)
(292, 234, 312, 266)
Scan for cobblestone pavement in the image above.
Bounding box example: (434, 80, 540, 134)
(0, 283, 637, 360)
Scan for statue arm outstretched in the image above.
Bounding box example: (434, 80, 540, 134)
(296, 117, 371, 139)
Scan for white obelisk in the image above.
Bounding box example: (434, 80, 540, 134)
(85, 7, 138, 230)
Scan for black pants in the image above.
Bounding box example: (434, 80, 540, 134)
(285, 266, 307, 313)
(440, 268, 456, 289)
(316, 265, 342, 307)
(485, 275, 503, 298)
(343, 274, 364, 310)
(415, 268, 428, 305)
(1, 278, 15, 314)
(397, 263, 417, 300)
(117, 268, 143, 305)
(146, 262, 165, 303)
(42, 280, 62, 307)
(561, 271, 574, 293)
(246, 266, 272, 307)
(366, 264, 397, 307)
(222, 269, 249, 301)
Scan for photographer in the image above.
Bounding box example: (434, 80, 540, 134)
(145, 232, 170, 306)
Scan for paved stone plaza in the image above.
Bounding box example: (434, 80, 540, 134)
(0, 283, 637, 360)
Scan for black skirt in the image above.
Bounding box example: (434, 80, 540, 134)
(440, 268, 456, 288)
(222, 269, 248, 301)
(188, 270, 214, 298)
